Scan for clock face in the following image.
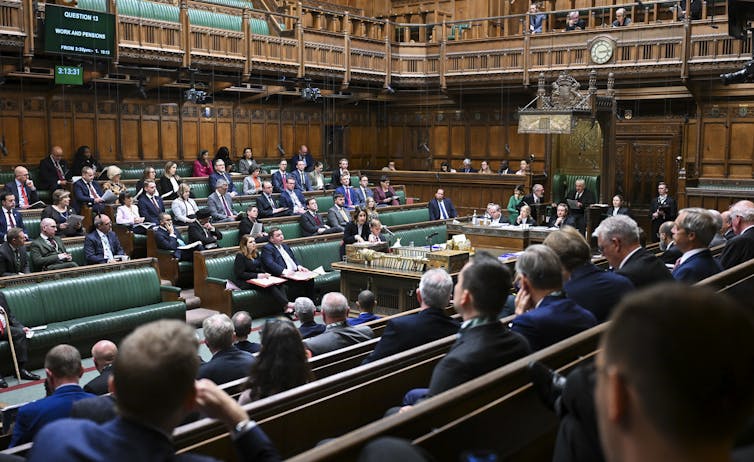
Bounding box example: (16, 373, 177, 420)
(591, 39, 613, 64)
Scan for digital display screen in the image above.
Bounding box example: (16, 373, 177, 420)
(44, 5, 115, 59)
(55, 65, 84, 85)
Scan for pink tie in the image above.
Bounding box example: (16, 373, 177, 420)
(221, 195, 232, 216)
(88, 183, 100, 199)
(346, 188, 352, 206)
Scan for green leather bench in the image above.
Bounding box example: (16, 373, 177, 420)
(277, 222, 302, 240)
(0, 263, 185, 371)
(551, 173, 600, 204)
(394, 224, 447, 247)
(291, 240, 341, 295)
(316, 195, 334, 211)
(380, 209, 430, 226)
(190, 183, 212, 199)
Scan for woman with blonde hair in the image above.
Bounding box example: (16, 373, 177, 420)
(159, 161, 182, 200)
(171, 183, 199, 225)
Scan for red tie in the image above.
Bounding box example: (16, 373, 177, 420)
(346, 188, 352, 206)
(54, 161, 64, 180)
(88, 183, 100, 199)
(6, 211, 14, 228)
(19, 184, 29, 207)
(314, 213, 321, 226)
(48, 237, 58, 251)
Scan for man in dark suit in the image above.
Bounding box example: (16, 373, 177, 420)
(29, 319, 280, 461)
(37, 146, 70, 193)
(70, 394, 117, 425)
(73, 166, 105, 215)
(231, 311, 260, 354)
(198, 314, 256, 385)
(84, 214, 126, 264)
(428, 188, 458, 221)
(399, 252, 531, 409)
(300, 198, 336, 237)
(650, 182, 677, 243)
(292, 160, 313, 191)
(510, 245, 597, 351)
(271, 159, 289, 193)
(256, 181, 288, 218)
(208, 159, 238, 196)
(593, 215, 672, 288)
(289, 144, 315, 172)
(137, 180, 165, 225)
(303, 292, 374, 356)
(720, 201, 754, 270)
(154, 213, 197, 262)
(330, 158, 349, 188)
(460, 158, 477, 173)
(188, 208, 222, 250)
(10, 344, 94, 447)
(0, 192, 25, 241)
(83, 340, 117, 396)
(658, 220, 682, 265)
(363, 268, 460, 364)
(295, 297, 325, 339)
(5, 166, 39, 209)
(671, 208, 721, 283)
(520, 183, 546, 222)
(564, 179, 595, 233)
(261, 227, 314, 298)
(547, 203, 577, 229)
(279, 177, 307, 215)
(721, 210, 736, 241)
(29, 218, 77, 271)
(544, 226, 634, 323)
(334, 174, 362, 210)
(0, 292, 41, 388)
(0, 227, 29, 275)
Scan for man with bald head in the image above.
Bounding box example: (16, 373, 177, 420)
(5, 166, 39, 209)
(29, 218, 77, 271)
(83, 340, 118, 396)
(38, 146, 70, 192)
(303, 292, 374, 356)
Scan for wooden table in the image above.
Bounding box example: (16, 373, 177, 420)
(332, 261, 458, 316)
(447, 222, 554, 252)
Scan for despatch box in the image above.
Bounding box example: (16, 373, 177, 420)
(426, 249, 470, 273)
(345, 242, 390, 263)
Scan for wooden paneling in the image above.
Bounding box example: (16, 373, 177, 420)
(251, 122, 266, 156)
(141, 120, 160, 159)
(160, 119, 179, 160)
(199, 119, 215, 153)
(729, 123, 754, 160)
(182, 119, 199, 160)
(450, 125, 465, 156)
(121, 119, 140, 160)
(97, 119, 118, 163)
(469, 126, 486, 155)
(702, 123, 726, 161)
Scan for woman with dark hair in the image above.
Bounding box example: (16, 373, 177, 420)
(214, 146, 234, 172)
(237, 147, 255, 175)
(193, 150, 214, 177)
(238, 205, 269, 242)
(116, 191, 149, 233)
(232, 234, 294, 316)
(341, 206, 370, 258)
(373, 175, 398, 206)
(507, 184, 525, 224)
(134, 167, 159, 200)
(238, 319, 313, 404)
(42, 189, 83, 236)
(609, 194, 631, 217)
(159, 161, 182, 200)
(72, 145, 102, 177)
(242, 164, 263, 195)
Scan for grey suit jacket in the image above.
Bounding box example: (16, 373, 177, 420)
(207, 192, 235, 222)
(304, 323, 374, 356)
(327, 206, 349, 229)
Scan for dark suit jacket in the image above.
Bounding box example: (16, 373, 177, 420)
(547, 215, 577, 229)
(197, 346, 256, 385)
(299, 321, 326, 339)
(158, 176, 181, 200)
(261, 243, 299, 276)
(300, 211, 327, 236)
(73, 179, 105, 214)
(330, 168, 348, 187)
(10, 384, 95, 447)
(292, 170, 312, 191)
(0, 208, 24, 241)
(70, 394, 118, 425)
(83, 365, 113, 396)
(289, 153, 315, 172)
(278, 189, 306, 214)
(38, 156, 71, 191)
(564, 263, 634, 322)
(84, 230, 125, 264)
(428, 198, 458, 220)
(137, 195, 165, 225)
(208, 172, 237, 194)
(460, 167, 478, 173)
(28, 415, 280, 462)
(720, 227, 754, 270)
(607, 207, 630, 217)
(650, 195, 678, 223)
(188, 222, 222, 248)
(154, 226, 194, 261)
(29, 235, 75, 271)
(427, 321, 530, 397)
(565, 189, 595, 215)
(660, 242, 683, 265)
(256, 194, 285, 219)
(335, 186, 363, 208)
(271, 171, 288, 193)
(617, 247, 673, 289)
(342, 221, 370, 245)
(672, 249, 721, 283)
(510, 295, 597, 351)
(519, 194, 545, 221)
(4, 181, 39, 207)
(235, 340, 261, 355)
(363, 306, 460, 364)
(0, 241, 29, 275)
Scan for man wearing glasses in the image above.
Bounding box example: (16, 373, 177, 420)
(84, 214, 126, 264)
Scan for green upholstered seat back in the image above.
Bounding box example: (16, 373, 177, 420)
(0, 285, 46, 327)
(25, 217, 41, 240)
(396, 190, 406, 204)
(551, 173, 600, 204)
(176, 164, 193, 177)
(291, 240, 341, 271)
(379, 209, 430, 227)
(394, 225, 447, 247)
(316, 195, 334, 211)
(277, 222, 301, 240)
(218, 229, 240, 248)
(190, 183, 211, 199)
(205, 254, 236, 280)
